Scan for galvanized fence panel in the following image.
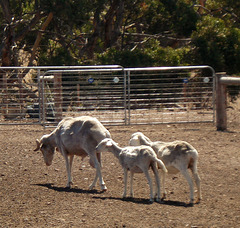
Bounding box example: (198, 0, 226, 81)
(0, 65, 215, 126)
(40, 67, 125, 125)
(0, 65, 123, 125)
(125, 66, 215, 125)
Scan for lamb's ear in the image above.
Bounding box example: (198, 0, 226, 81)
(106, 140, 113, 147)
(34, 139, 41, 151)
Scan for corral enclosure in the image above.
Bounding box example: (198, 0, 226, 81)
(0, 65, 214, 126)
(1, 66, 240, 227)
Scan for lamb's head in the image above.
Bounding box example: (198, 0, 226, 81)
(96, 138, 116, 153)
(34, 134, 55, 166)
(129, 132, 152, 146)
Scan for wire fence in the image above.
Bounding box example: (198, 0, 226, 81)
(0, 65, 216, 126)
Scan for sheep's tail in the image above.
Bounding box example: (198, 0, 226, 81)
(156, 158, 168, 173)
(190, 149, 199, 174)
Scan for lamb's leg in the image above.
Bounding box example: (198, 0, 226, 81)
(152, 164, 161, 202)
(143, 169, 154, 202)
(191, 165, 201, 203)
(122, 168, 128, 198)
(180, 169, 194, 205)
(160, 170, 167, 200)
(129, 171, 134, 198)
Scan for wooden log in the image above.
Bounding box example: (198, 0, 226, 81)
(54, 73, 62, 122)
(216, 73, 227, 131)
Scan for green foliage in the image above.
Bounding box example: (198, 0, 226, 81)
(161, 0, 198, 36)
(96, 48, 154, 67)
(38, 47, 77, 66)
(192, 16, 240, 74)
(1, 0, 240, 75)
(95, 39, 192, 67)
(144, 40, 192, 66)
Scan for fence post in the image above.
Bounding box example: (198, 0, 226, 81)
(54, 72, 62, 122)
(216, 72, 227, 131)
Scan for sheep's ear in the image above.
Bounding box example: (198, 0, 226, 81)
(106, 140, 113, 147)
(132, 135, 139, 141)
(34, 139, 41, 151)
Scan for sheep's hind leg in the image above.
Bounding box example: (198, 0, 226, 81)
(192, 169, 201, 203)
(129, 171, 134, 198)
(143, 169, 154, 203)
(152, 164, 161, 202)
(181, 169, 194, 205)
(122, 169, 128, 198)
(160, 170, 167, 200)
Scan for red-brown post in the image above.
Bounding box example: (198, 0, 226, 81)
(54, 72, 63, 122)
(2, 72, 8, 116)
(216, 73, 227, 131)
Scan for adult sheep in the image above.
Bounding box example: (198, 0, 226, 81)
(34, 116, 111, 191)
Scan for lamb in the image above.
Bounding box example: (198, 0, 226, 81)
(129, 132, 201, 205)
(34, 116, 111, 190)
(96, 138, 168, 202)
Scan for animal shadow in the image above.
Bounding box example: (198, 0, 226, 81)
(162, 199, 194, 207)
(93, 195, 193, 207)
(34, 183, 103, 194)
(93, 196, 160, 205)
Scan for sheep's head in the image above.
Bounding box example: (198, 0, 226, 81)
(129, 132, 143, 146)
(129, 132, 152, 146)
(34, 135, 55, 166)
(96, 138, 114, 153)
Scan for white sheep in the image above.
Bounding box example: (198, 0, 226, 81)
(96, 138, 168, 202)
(34, 116, 111, 190)
(129, 132, 201, 205)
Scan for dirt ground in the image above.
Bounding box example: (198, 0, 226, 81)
(0, 119, 239, 227)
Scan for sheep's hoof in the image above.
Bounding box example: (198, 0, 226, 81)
(100, 184, 107, 191)
(187, 202, 194, 207)
(66, 181, 73, 188)
(195, 198, 201, 204)
(187, 199, 194, 207)
(149, 198, 154, 203)
(89, 184, 95, 190)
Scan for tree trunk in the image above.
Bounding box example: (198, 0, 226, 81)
(104, 0, 124, 49)
(28, 12, 53, 66)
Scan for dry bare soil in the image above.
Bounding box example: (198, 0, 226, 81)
(0, 121, 239, 227)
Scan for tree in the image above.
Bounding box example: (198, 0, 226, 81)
(0, 0, 51, 66)
(0, 0, 240, 75)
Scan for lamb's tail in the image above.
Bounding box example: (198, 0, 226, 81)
(156, 158, 168, 173)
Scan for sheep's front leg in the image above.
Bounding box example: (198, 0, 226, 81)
(89, 154, 107, 191)
(122, 168, 128, 198)
(64, 155, 73, 188)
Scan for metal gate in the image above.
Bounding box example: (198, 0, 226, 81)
(0, 65, 215, 126)
(126, 66, 215, 125)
